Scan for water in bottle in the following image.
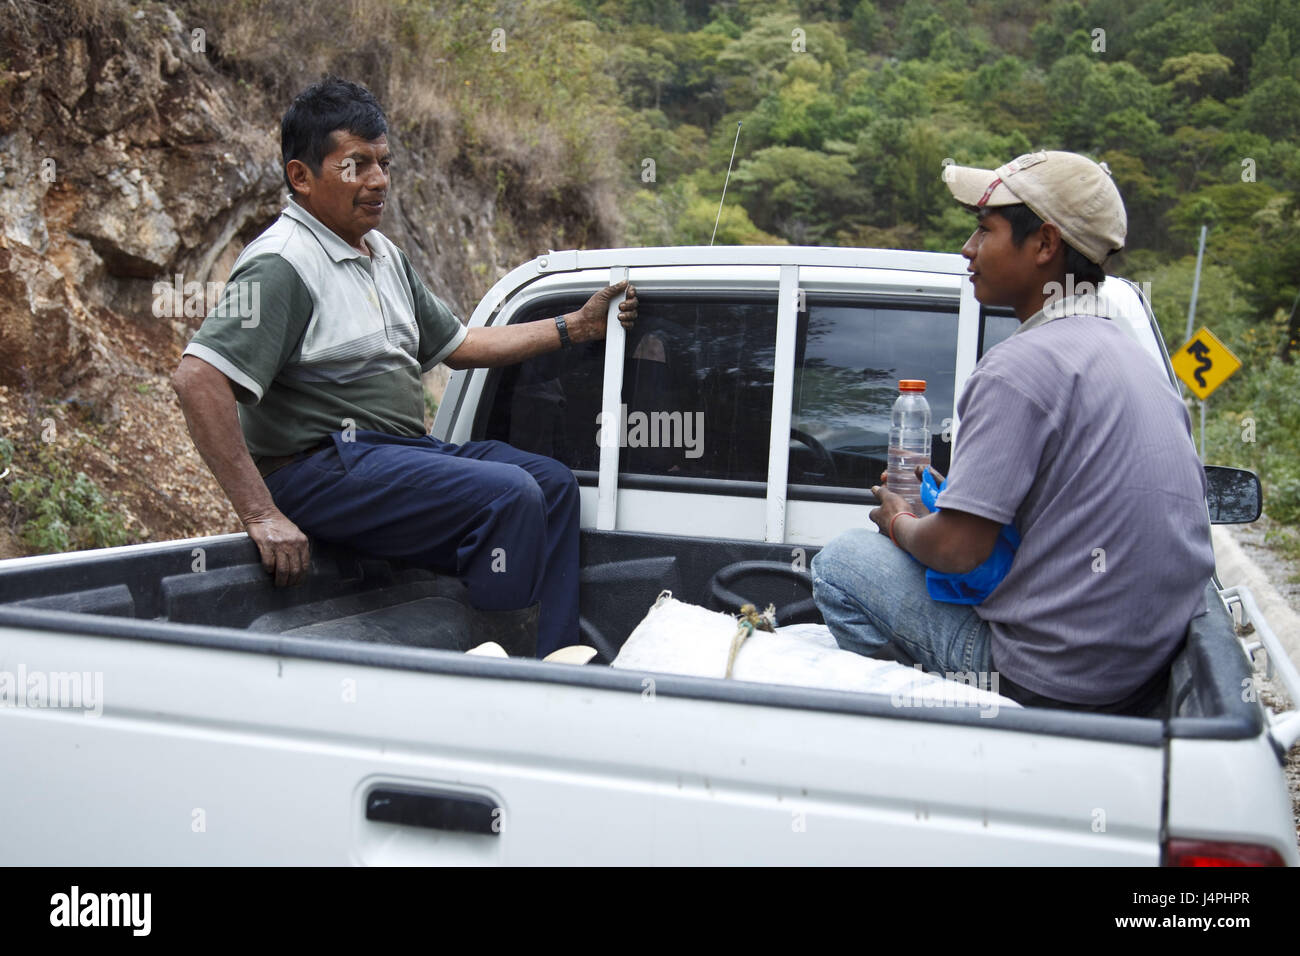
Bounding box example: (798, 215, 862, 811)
(886, 379, 931, 512)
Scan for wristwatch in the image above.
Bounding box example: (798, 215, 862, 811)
(554, 313, 572, 348)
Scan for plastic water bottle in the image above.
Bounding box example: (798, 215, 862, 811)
(886, 379, 931, 512)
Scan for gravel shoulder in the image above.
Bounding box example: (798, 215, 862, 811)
(1224, 517, 1300, 611)
(1218, 520, 1300, 850)
(1256, 674, 1300, 850)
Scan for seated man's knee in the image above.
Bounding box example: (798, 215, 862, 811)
(812, 528, 887, 595)
(812, 528, 912, 637)
(529, 453, 579, 503)
(493, 465, 547, 515)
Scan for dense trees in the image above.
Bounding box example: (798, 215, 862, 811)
(597, 0, 1298, 363)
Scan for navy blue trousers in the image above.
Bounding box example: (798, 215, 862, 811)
(262, 429, 580, 657)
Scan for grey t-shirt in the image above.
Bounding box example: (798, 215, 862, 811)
(936, 309, 1216, 704)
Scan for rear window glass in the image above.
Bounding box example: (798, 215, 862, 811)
(789, 298, 959, 491)
(980, 308, 1019, 356)
(478, 293, 779, 484)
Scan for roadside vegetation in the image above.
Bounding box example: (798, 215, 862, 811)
(0, 436, 129, 554)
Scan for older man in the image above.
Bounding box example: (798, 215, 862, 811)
(172, 77, 636, 656)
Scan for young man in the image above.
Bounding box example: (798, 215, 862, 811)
(172, 77, 637, 657)
(811, 150, 1215, 716)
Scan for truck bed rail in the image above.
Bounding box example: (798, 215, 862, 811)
(1219, 584, 1300, 753)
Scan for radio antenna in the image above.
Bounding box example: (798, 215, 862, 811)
(710, 121, 743, 246)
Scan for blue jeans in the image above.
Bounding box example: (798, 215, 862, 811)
(263, 430, 580, 658)
(811, 528, 993, 676)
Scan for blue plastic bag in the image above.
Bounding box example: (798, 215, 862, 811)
(917, 467, 1021, 605)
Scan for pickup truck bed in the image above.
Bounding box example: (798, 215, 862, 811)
(0, 527, 1263, 737)
(0, 528, 1292, 864)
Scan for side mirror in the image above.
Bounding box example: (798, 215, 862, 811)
(1204, 466, 1262, 524)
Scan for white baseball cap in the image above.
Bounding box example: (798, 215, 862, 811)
(942, 150, 1127, 265)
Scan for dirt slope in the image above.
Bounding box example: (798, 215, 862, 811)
(0, 2, 615, 555)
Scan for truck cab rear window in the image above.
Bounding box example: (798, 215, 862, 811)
(980, 307, 1019, 356)
(478, 292, 959, 494)
(478, 293, 778, 485)
(790, 298, 958, 490)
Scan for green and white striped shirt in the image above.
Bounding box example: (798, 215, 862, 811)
(184, 201, 467, 458)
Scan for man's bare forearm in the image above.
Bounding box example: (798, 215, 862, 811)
(171, 356, 279, 523)
(444, 318, 567, 370)
(893, 510, 999, 574)
(443, 281, 637, 371)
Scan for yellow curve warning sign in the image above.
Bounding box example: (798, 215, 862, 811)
(1171, 327, 1242, 400)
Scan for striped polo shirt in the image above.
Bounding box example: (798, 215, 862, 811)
(184, 201, 467, 458)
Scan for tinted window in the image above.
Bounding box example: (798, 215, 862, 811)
(790, 299, 958, 491)
(479, 293, 778, 485)
(980, 307, 1019, 357)
(479, 295, 603, 472)
(619, 296, 776, 483)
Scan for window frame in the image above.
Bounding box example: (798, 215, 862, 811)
(435, 250, 982, 545)
(473, 287, 785, 496)
(787, 292, 964, 506)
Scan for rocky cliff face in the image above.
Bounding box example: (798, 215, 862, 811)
(0, 1, 616, 555)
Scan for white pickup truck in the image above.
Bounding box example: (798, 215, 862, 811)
(0, 246, 1296, 865)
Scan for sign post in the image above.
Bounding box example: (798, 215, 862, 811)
(1171, 327, 1242, 459)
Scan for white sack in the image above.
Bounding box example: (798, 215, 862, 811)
(611, 595, 1018, 712)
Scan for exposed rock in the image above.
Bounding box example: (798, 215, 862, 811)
(0, 0, 616, 552)
(0, 131, 53, 253)
(75, 166, 182, 275)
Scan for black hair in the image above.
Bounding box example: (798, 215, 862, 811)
(994, 203, 1107, 287)
(281, 77, 388, 197)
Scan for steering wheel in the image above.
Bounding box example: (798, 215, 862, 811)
(706, 560, 822, 626)
(790, 427, 840, 485)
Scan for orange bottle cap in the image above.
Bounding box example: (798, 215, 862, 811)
(899, 379, 927, 391)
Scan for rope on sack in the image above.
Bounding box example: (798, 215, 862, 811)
(726, 603, 777, 678)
